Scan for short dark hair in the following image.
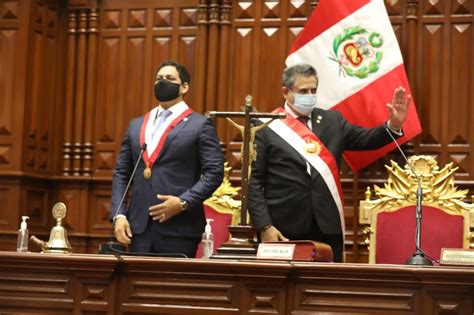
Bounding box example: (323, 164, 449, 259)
(157, 60, 191, 85)
(282, 63, 317, 89)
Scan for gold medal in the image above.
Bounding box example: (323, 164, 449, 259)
(304, 139, 321, 155)
(143, 166, 152, 179)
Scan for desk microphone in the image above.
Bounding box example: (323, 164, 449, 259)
(385, 128, 433, 266)
(98, 143, 147, 254)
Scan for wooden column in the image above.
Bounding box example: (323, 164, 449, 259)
(62, 10, 77, 176)
(83, 8, 99, 176)
(72, 9, 87, 176)
(216, 0, 232, 136)
(195, 0, 209, 113)
(205, 0, 220, 111)
(406, 0, 418, 98)
(62, 5, 98, 177)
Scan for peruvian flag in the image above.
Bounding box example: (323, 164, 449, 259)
(286, 0, 422, 171)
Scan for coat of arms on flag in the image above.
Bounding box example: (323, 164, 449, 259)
(286, 0, 422, 171)
(329, 26, 384, 79)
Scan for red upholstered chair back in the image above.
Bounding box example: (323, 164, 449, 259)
(358, 155, 474, 264)
(194, 162, 241, 258)
(195, 204, 233, 258)
(375, 205, 465, 264)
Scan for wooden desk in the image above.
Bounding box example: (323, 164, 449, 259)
(0, 251, 473, 314)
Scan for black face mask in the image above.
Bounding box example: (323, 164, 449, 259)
(154, 80, 181, 102)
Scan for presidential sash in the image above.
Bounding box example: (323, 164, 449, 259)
(139, 107, 193, 179)
(260, 108, 345, 234)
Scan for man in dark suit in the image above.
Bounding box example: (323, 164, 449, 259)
(110, 60, 224, 258)
(248, 63, 410, 262)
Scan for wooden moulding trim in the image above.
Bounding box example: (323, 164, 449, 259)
(0, 171, 112, 183)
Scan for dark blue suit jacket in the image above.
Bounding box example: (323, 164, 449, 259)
(110, 111, 224, 238)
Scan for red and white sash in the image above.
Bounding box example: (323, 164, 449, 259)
(139, 107, 193, 170)
(260, 107, 345, 234)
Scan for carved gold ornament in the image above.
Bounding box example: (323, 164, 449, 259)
(204, 162, 241, 225)
(364, 155, 473, 215)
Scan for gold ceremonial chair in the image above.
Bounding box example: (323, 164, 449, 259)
(196, 163, 240, 258)
(359, 155, 474, 264)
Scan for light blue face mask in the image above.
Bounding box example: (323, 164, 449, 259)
(293, 93, 317, 115)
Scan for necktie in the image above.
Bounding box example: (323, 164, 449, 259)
(297, 116, 310, 129)
(151, 109, 172, 140)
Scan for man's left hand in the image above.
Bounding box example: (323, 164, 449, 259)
(149, 195, 182, 222)
(387, 86, 411, 130)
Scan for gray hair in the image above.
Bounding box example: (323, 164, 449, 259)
(282, 63, 318, 89)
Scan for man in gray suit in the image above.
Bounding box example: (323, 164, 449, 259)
(248, 63, 410, 262)
(111, 60, 224, 257)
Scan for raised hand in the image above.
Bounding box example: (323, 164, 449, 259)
(387, 86, 411, 130)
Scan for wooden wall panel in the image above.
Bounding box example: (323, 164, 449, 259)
(88, 184, 114, 234)
(0, 0, 25, 172)
(446, 17, 473, 176)
(417, 0, 474, 177)
(20, 183, 51, 232)
(0, 182, 19, 231)
(230, 27, 254, 111)
(417, 24, 443, 147)
(57, 184, 89, 234)
(94, 1, 199, 179)
(89, 0, 200, 238)
(0, 0, 63, 239)
(0, 24, 17, 170)
(23, 1, 61, 174)
(227, 0, 312, 116)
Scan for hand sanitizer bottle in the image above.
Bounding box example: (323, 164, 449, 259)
(201, 219, 214, 259)
(17, 216, 30, 252)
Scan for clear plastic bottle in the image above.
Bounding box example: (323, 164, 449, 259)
(201, 219, 214, 259)
(17, 216, 29, 252)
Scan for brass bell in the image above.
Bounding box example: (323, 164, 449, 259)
(30, 202, 72, 254)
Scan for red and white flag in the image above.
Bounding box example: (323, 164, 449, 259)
(286, 0, 422, 171)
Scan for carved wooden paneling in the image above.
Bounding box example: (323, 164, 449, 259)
(227, 1, 313, 119)
(0, 29, 16, 141)
(1, 253, 474, 314)
(23, 0, 61, 174)
(417, 0, 474, 180)
(123, 278, 238, 309)
(424, 285, 474, 314)
(0, 182, 19, 230)
(446, 22, 472, 175)
(57, 183, 89, 233)
(293, 284, 416, 312)
(245, 282, 286, 313)
(0, 253, 117, 314)
(21, 185, 51, 232)
(94, 1, 199, 179)
(88, 184, 113, 234)
(0, 0, 23, 172)
(0, 273, 73, 308)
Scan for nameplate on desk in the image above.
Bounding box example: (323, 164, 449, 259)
(256, 243, 295, 260)
(440, 248, 474, 266)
